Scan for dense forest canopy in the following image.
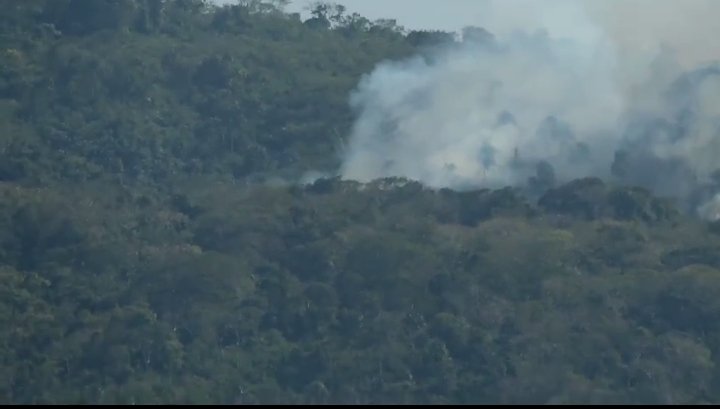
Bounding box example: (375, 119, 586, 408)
(2, 0, 720, 404)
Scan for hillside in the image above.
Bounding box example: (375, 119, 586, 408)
(2, 0, 720, 404)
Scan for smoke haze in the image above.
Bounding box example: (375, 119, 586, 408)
(339, 0, 720, 218)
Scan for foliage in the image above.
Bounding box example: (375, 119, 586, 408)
(1, 0, 720, 405)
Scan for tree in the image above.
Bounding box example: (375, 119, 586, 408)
(54, 0, 140, 35)
(528, 160, 556, 195)
(461, 26, 494, 44)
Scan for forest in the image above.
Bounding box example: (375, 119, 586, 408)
(2, 0, 720, 404)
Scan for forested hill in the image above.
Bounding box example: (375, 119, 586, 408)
(3, 0, 720, 405)
(1, 0, 438, 184)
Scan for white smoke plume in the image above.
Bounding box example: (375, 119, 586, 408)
(339, 0, 720, 218)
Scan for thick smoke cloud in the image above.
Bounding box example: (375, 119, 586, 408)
(339, 0, 720, 219)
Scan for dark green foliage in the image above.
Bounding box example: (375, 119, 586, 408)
(539, 177, 609, 220)
(539, 179, 678, 224)
(1, 0, 417, 185)
(662, 247, 720, 270)
(2, 0, 720, 405)
(607, 187, 679, 223)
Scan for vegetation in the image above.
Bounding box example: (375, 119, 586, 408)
(1, 0, 720, 404)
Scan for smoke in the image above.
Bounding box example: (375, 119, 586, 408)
(339, 0, 720, 219)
